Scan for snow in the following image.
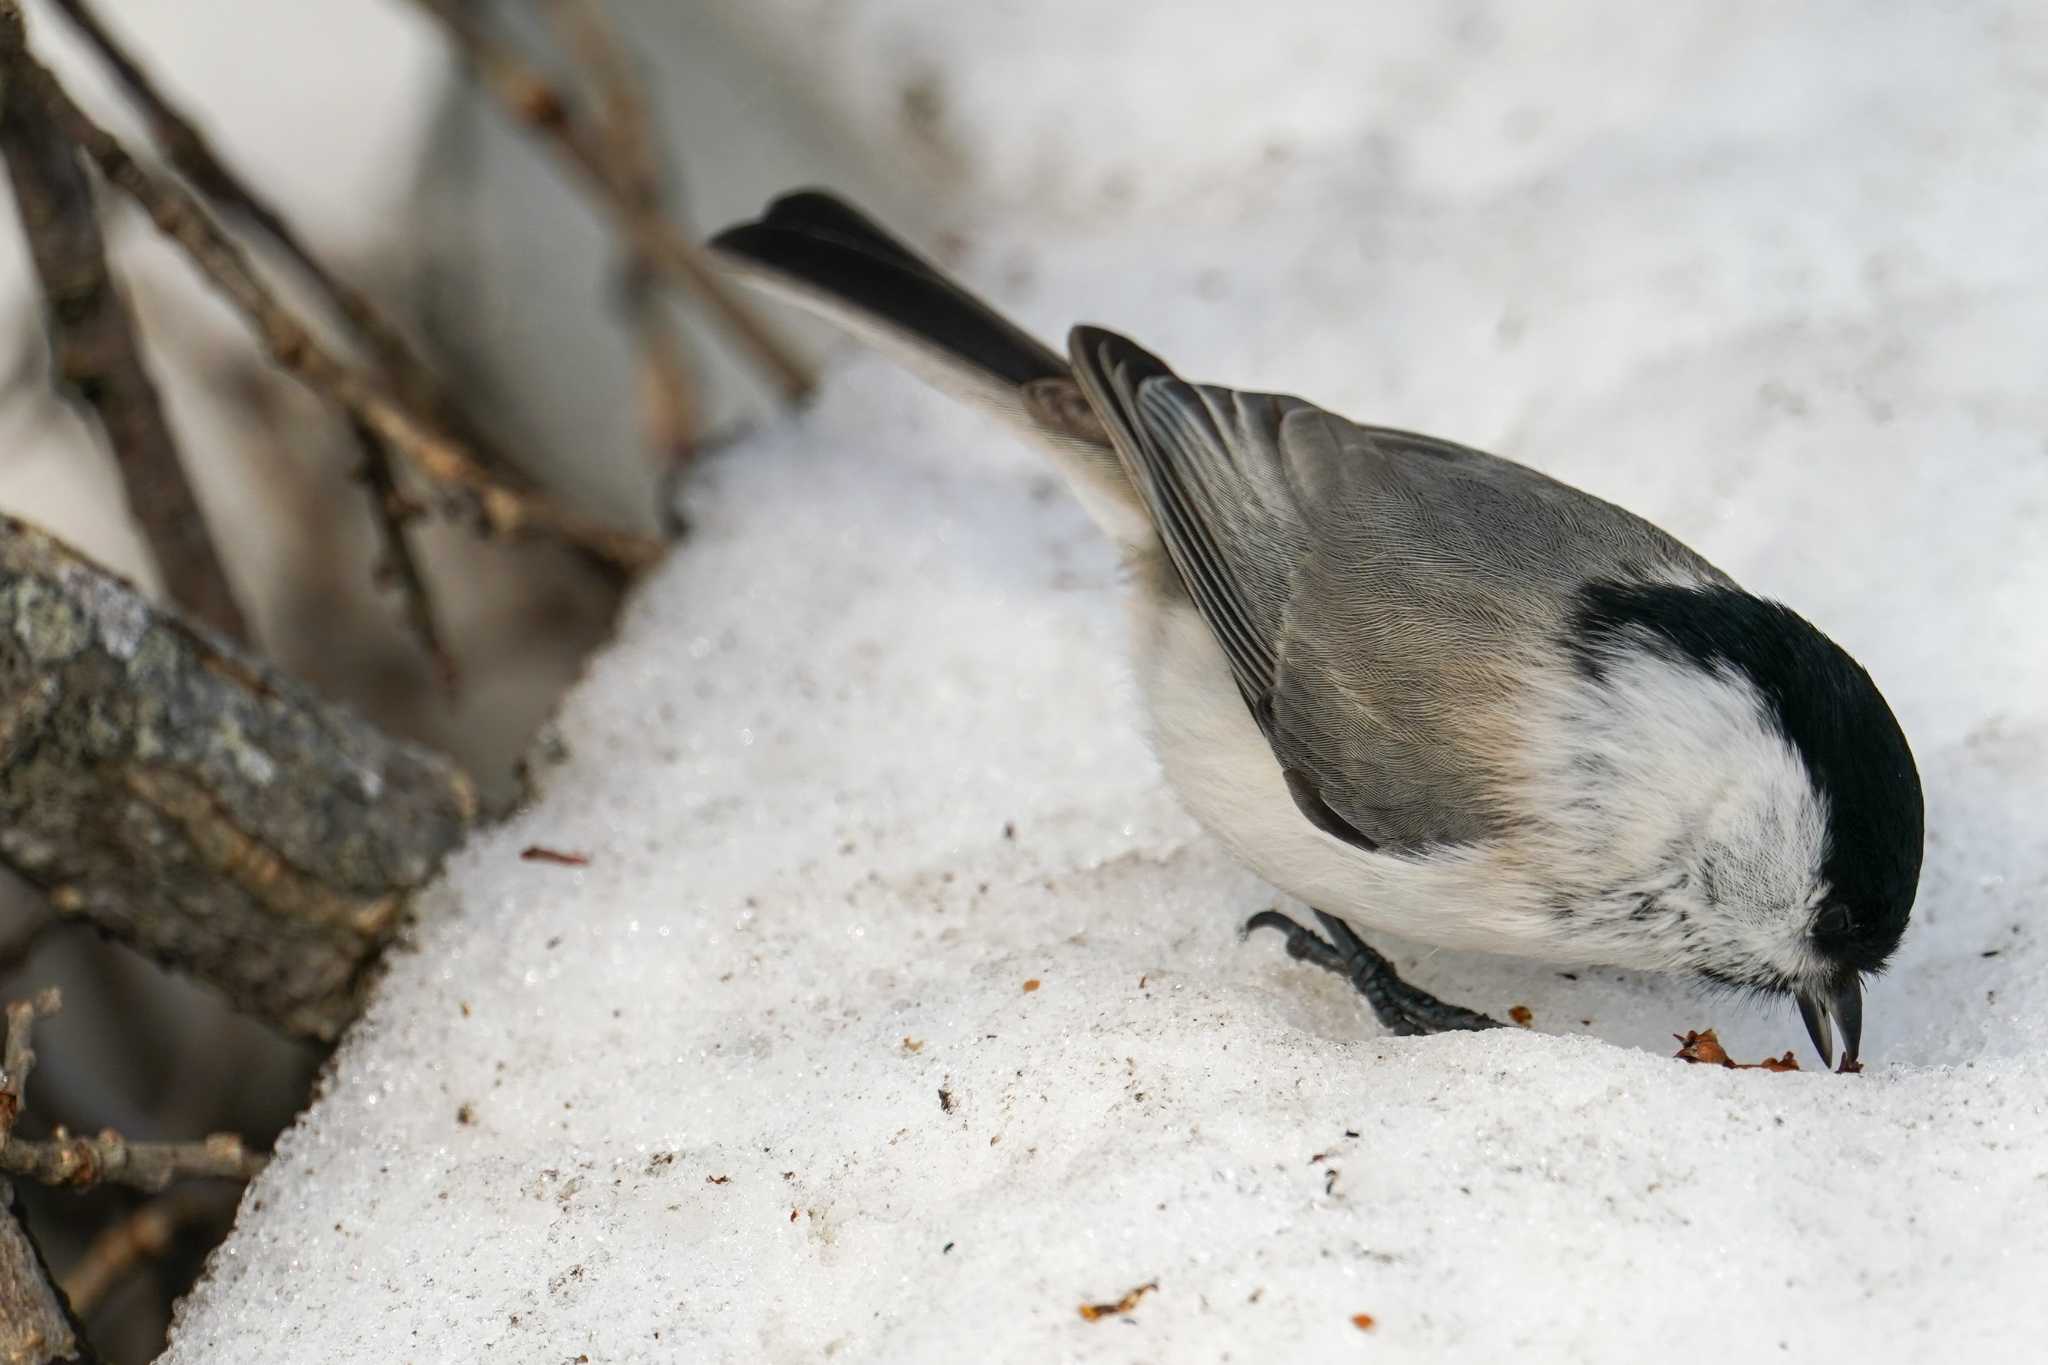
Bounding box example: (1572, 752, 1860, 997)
(165, 3, 2048, 1361)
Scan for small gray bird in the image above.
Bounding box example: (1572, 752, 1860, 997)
(711, 190, 1922, 1070)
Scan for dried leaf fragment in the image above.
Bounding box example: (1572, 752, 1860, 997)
(1673, 1028, 1800, 1071)
(1673, 1029, 1731, 1065)
(1078, 1280, 1158, 1322)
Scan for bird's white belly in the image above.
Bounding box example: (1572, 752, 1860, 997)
(1124, 556, 1572, 960)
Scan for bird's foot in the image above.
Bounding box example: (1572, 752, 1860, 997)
(1244, 908, 1499, 1036)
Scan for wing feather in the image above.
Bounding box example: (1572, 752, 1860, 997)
(1067, 325, 1726, 853)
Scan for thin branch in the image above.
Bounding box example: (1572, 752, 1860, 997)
(0, 18, 663, 573)
(0, 55, 249, 643)
(408, 0, 814, 404)
(2, 1129, 265, 1193)
(59, 1188, 213, 1316)
(47, 0, 528, 675)
(0, 990, 266, 1193)
(543, 0, 664, 218)
(352, 418, 458, 692)
(0, 989, 60, 1145)
(46, 0, 517, 463)
(543, 0, 701, 491)
(627, 272, 699, 482)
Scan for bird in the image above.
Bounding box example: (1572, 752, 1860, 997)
(709, 189, 1923, 1071)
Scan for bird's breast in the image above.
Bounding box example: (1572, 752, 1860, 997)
(1122, 554, 1588, 962)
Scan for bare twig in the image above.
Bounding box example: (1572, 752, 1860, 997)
(543, 0, 661, 205)
(408, 0, 814, 403)
(3, 1129, 265, 1192)
(627, 276, 699, 505)
(0, 991, 267, 1193)
(542, 0, 701, 490)
(59, 1188, 215, 1316)
(0, 52, 249, 643)
(0, 13, 664, 573)
(46, 0, 517, 462)
(47, 0, 521, 674)
(352, 418, 458, 692)
(0, 989, 61, 1144)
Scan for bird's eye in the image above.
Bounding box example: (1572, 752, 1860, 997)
(1812, 903, 1853, 942)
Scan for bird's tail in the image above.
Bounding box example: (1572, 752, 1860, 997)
(710, 190, 1146, 545)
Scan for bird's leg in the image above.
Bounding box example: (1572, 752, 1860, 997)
(1244, 909, 1500, 1035)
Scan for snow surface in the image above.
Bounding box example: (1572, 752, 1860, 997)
(166, 3, 2048, 1361)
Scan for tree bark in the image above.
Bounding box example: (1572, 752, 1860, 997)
(0, 1179, 88, 1364)
(0, 516, 476, 1040)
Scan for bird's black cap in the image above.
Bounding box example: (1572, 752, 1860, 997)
(1572, 581, 1923, 975)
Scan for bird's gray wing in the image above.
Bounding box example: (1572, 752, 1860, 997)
(1068, 326, 1727, 853)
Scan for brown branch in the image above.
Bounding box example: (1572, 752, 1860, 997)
(0, 12, 663, 574)
(408, 0, 814, 404)
(0, 516, 478, 1040)
(626, 274, 699, 486)
(3, 1129, 264, 1193)
(0, 988, 60, 1144)
(1, 992, 265, 1199)
(44, 0, 492, 445)
(47, 0, 529, 675)
(1, 989, 246, 1358)
(543, 0, 701, 490)
(0, 48, 249, 644)
(352, 418, 458, 692)
(59, 1188, 214, 1316)
(543, 0, 665, 217)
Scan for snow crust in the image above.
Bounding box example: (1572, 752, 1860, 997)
(167, 3, 2048, 1360)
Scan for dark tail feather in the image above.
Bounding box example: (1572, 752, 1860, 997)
(718, 190, 934, 277)
(710, 190, 1069, 391)
(711, 190, 1148, 545)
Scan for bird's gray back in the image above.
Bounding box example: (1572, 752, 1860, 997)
(1259, 400, 1728, 847)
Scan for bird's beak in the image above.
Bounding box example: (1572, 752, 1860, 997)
(1797, 975, 1864, 1071)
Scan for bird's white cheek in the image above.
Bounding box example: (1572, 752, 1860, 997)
(1516, 653, 1833, 981)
